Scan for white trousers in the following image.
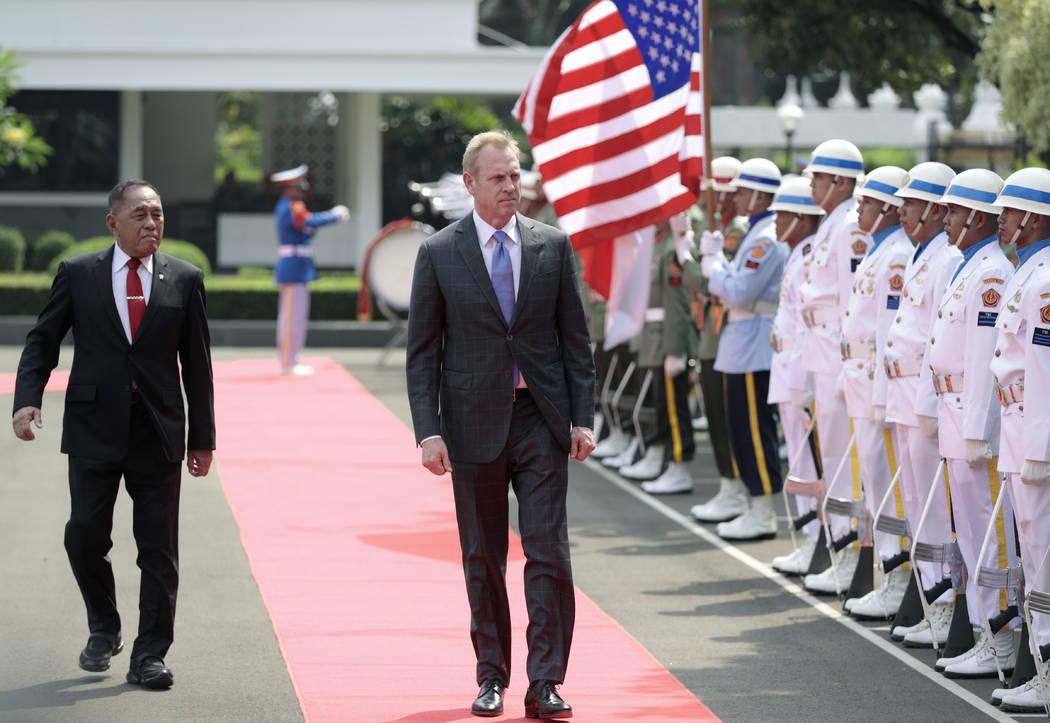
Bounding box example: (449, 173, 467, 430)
(946, 457, 1018, 627)
(812, 371, 851, 541)
(897, 423, 953, 604)
(779, 401, 820, 541)
(1005, 472, 1050, 649)
(852, 416, 902, 560)
(277, 283, 310, 369)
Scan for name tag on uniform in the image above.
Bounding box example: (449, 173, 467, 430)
(1034, 327, 1050, 347)
(886, 295, 900, 310)
(977, 311, 998, 327)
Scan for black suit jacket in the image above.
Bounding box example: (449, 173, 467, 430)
(406, 213, 594, 463)
(14, 246, 215, 463)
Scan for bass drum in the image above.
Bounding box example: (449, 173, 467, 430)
(359, 219, 435, 318)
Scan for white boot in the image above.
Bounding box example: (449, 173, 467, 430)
(803, 546, 859, 595)
(999, 675, 1050, 713)
(592, 427, 627, 458)
(689, 478, 748, 522)
(692, 415, 709, 431)
(943, 627, 1016, 679)
(893, 601, 952, 642)
(601, 436, 639, 469)
(717, 493, 777, 540)
(771, 538, 817, 575)
(641, 461, 693, 494)
(620, 444, 664, 480)
(933, 627, 982, 669)
(849, 567, 910, 620)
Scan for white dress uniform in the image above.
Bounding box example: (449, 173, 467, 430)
(992, 241, 1050, 652)
(840, 225, 914, 561)
(926, 235, 1018, 628)
(798, 200, 870, 537)
(885, 231, 962, 602)
(769, 235, 819, 536)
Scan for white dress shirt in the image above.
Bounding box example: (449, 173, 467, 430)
(473, 210, 521, 296)
(111, 243, 154, 344)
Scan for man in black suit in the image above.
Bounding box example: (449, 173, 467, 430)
(406, 131, 595, 719)
(12, 180, 215, 690)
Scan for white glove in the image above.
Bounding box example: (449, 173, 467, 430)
(699, 230, 724, 256)
(674, 229, 695, 265)
(963, 438, 992, 465)
(700, 252, 726, 279)
(664, 354, 688, 378)
(916, 414, 938, 440)
(1021, 460, 1050, 485)
(330, 204, 351, 222)
(789, 387, 814, 415)
(833, 369, 846, 401)
(871, 405, 886, 426)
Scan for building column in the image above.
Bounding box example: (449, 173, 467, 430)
(342, 91, 382, 269)
(119, 90, 144, 181)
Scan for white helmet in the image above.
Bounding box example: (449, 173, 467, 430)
(855, 166, 908, 207)
(770, 177, 824, 215)
(704, 156, 742, 193)
(896, 162, 956, 203)
(996, 167, 1050, 216)
(939, 169, 1004, 214)
(730, 158, 781, 193)
(804, 139, 864, 179)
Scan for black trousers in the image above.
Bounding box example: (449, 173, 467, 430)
(65, 400, 182, 660)
(698, 359, 737, 479)
(449, 391, 574, 687)
(654, 368, 695, 464)
(725, 370, 783, 496)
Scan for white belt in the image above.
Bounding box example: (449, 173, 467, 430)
(278, 245, 314, 258)
(728, 300, 777, 323)
(884, 357, 924, 379)
(932, 372, 963, 395)
(771, 334, 795, 352)
(995, 380, 1024, 407)
(644, 307, 665, 323)
(841, 340, 875, 360)
(801, 307, 839, 328)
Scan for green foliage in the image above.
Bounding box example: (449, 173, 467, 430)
(979, 0, 1050, 153)
(0, 225, 25, 271)
(0, 47, 51, 174)
(215, 91, 262, 184)
(862, 148, 917, 171)
(27, 229, 74, 271)
(49, 237, 213, 275)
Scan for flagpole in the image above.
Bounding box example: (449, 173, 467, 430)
(701, 0, 716, 232)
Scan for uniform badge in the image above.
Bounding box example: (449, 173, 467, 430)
(1042, 304, 1050, 324)
(983, 288, 1001, 307)
(851, 240, 867, 256)
(889, 274, 903, 291)
(750, 245, 766, 260)
(802, 243, 811, 255)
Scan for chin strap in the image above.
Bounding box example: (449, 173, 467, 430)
(918, 201, 933, 225)
(871, 202, 892, 232)
(818, 175, 840, 209)
(745, 188, 759, 216)
(951, 208, 978, 246)
(781, 216, 799, 243)
(1009, 210, 1032, 246)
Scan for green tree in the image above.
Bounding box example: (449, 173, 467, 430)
(978, 0, 1050, 154)
(0, 47, 51, 173)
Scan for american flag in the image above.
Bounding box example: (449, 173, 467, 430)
(514, 0, 705, 297)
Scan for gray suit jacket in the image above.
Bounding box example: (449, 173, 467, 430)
(406, 213, 594, 464)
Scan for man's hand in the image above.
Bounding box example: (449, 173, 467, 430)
(331, 204, 351, 222)
(788, 387, 813, 415)
(1021, 460, 1050, 486)
(664, 354, 687, 378)
(916, 414, 938, 440)
(187, 449, 213, 477)
(699, 230, 724, 256)
(963, 438, 992, 465)
(12, 406, 42, 441)
(570, 426, 596, 462)
(700, 253, 726, 279)
(421, 437, 453, 476)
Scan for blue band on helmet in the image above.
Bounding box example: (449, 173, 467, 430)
(737, 173, 780, 188)
(863, 180, 900, 196)
(775, 194, 817, 206)
(999, 184, 1050, 205)
(905, 179, 947, 196)
(810, 155, 864, 171)
(946, 184, 998, 204)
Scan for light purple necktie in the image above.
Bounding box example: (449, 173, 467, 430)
(491, 230, 519, 386)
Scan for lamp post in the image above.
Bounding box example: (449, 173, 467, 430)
(776, 102, 804, 173)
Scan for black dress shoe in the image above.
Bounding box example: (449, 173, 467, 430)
(471, 679, 505, 717)
(78, 632, 123, 672)
(524, 680, 572, 719)
(126, 655, 174, 689)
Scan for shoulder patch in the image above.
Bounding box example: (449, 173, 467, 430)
(984, 277, 1005, 285)
(1042, 304, 1050, 324)
(889, 274, 904, 291)
(749, 245, 766, 259)
(1041, 292, 1050, 300)
(889, 264, 906, 271)
(852, 239, 868, 256)
(983, 288, 1001, 307)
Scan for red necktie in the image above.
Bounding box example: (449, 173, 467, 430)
(126, 258, 146, 340)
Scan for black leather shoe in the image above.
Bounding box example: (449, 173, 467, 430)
(471, 679, 505, 717)
(78, 632, 123, 672)
(524, 680, 572, 719)
(126, 655, 174, 689)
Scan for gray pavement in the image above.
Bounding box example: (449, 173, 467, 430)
(0, 345, 1036, 721)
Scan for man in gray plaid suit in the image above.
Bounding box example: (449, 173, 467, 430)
(406, 130, 595, 719)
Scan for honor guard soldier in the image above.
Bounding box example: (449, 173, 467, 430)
(836, 167, 915, 618)
(797, 139, 871, 595)
(989, 168, 1050, 712)
(884, 163, 961, 642)
(927, 169, 1019, 678)
(697, 158, 787, 540)
(271, 165, 350, 375)
(682, 157, 749, 522)
(765, 177, 824, 573)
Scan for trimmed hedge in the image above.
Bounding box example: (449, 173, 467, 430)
(0, 226, 26, 272)
(27, 230, 75, 271)
(49, 237, 213, 275)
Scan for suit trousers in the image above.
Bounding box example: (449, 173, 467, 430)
(277, 282, 309, 369)
(449, 391, 574, 687)
(725, 371, 782, 497)
(656, 369, 695, 464)
(65, 400, 182, 660)
(697, 358, 736, 480)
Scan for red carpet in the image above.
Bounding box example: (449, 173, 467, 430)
(4, 358, 718, 722)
